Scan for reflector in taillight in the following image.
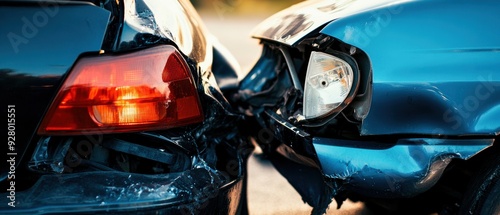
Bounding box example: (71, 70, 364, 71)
(38, 45, 203, 135)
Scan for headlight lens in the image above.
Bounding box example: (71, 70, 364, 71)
(303, 51, 354, 119)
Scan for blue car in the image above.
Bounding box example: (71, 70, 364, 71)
(236, 0, 500, 214)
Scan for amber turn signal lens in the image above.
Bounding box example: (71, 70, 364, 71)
(38, 45, 203, 135)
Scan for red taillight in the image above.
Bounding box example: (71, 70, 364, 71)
(38, 45, 203, 135)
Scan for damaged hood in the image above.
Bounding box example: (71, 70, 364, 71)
(251, 0, 404, 46)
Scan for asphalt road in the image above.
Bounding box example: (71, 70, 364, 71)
(200, 12, 372, 215)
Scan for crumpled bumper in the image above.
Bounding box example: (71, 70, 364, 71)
(264, 110, 494, 198)
(0, 159, 246, 214)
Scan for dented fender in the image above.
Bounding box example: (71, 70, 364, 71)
(313, 137, 494, 198)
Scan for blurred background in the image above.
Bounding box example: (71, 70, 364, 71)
(195, 0, 301, 75)
(192, 1, 370, 214)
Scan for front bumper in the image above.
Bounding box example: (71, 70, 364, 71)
(263, 110, 494, 198)
(0, 161, 246, 214)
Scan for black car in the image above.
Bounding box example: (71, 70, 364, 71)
(1, 0, 251, 214)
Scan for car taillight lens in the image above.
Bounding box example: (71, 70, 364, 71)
(38, 45, 203, 135)
(303, 51, 354, 119)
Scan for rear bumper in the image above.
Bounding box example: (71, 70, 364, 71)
(0, 167, 246, 214)
(263, 110, 494, 198)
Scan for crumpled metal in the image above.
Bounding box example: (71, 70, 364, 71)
(0, 157, 227, 214)
(313, 138, 494, 198)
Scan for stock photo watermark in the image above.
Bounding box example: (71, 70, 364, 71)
(6, 105, 16, 208)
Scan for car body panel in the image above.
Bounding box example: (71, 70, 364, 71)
(0, 2, 110, 183)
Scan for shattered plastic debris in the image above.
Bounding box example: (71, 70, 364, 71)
(0, 157, 227, 213)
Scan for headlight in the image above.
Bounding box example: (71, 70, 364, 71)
(303, 51, 355, 119)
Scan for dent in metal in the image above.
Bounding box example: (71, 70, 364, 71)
(313, 138, 494, 198)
